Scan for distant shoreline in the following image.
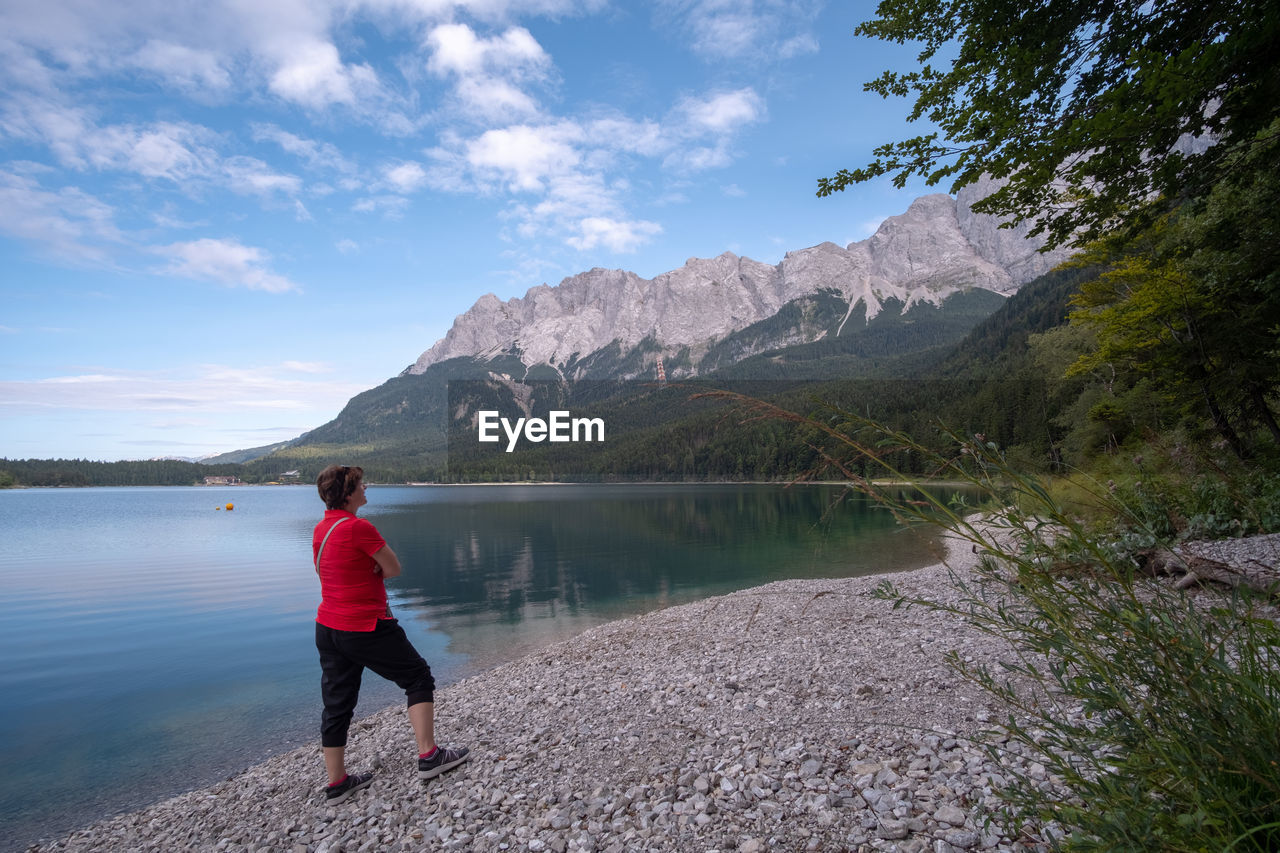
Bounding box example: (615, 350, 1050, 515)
(401, 479, 975, 488)
(6, 479, 977, 489)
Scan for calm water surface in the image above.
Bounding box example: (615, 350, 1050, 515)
(0, 483, 949, 849)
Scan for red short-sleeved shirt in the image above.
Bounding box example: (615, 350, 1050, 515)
(313, 509, 389, 632)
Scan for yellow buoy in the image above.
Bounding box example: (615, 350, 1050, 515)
(225, 503, 234, 511)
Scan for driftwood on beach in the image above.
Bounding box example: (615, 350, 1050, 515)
(1138, 533, 1280, 597)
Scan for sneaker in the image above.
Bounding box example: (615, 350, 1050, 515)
(418, 745, 469, 780)
(325, 771, 374, 804)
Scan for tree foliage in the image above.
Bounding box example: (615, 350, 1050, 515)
(0, 458, 250, 487)
(1062, 120, 1280, 457)
(820, 0, 1280, 249)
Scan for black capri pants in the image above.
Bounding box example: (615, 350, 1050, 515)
(316, 619, 436, 748)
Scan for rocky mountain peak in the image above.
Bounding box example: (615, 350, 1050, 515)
(405, 184, 1072, 377)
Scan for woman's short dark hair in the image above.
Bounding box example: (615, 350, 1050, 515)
(316, 465, 363, 509)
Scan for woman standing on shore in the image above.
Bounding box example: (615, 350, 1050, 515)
(312, 464, 469, 803)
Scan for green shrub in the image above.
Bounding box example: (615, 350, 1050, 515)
(1110, 465, 1280, 542)
(900, 453, 1279, 850)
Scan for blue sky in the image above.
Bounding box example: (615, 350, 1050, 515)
(1, 0, 940, 462)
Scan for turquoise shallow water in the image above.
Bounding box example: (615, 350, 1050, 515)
(0, 482, 948, 849)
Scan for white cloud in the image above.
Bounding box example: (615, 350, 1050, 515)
(507, 169, 621, 243)
(148, 418, 212, 430)
(39, 374, 125, 385)
(223, 156, 303, 197)
(567, 216, 662, 252)
(131, 40, 232, 94)
(267, 39, 377, 110)
(422, 135, 475, 192)
(252, 124, 360, 176)
(465, 123, 584, 192)
(586, 117, 668, 157)
(374, 0, 602, 18)
(0, 94, 107, 171)
(680, 88, 765, 133)
(0, 169, 121, 263)
(281, 360, 333, 373)
(3, 105, 316, 204)
(0, 1, 788, 267)
(778, 32, 818, 59)
(440, 87, 763, 197)
(0, 364, 366, 416)
(656, 0, 824, 61)
(0, 1, 418, 133)
(427, 23, 548, 76)
(0, 163, 308, 286)
(689, 9, 762, 57)
(157, 238, 300, 293)
(83, 121, 218, 181)
(335, 238, 360, 254)
(0, 0, 635, 148)
(425, 23, 550, 122)
(454, 77, 541, 123)
(383, 160, 429, 193)
(664, 142, 731, 172)
(352, 195, 411, 217)
(152, 203, 209, 230)
(423, 76, 765, 251)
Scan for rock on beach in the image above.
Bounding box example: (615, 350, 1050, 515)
(30, 537, 1063, 853)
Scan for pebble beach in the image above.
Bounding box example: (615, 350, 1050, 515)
(30, 535, 1072, 853)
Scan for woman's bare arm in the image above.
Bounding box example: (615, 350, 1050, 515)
(371, 544, 402, 578)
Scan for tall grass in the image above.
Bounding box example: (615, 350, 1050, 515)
(709, 391, 1280, 851)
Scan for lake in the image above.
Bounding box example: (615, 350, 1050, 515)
(0, 482, 950, 849)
